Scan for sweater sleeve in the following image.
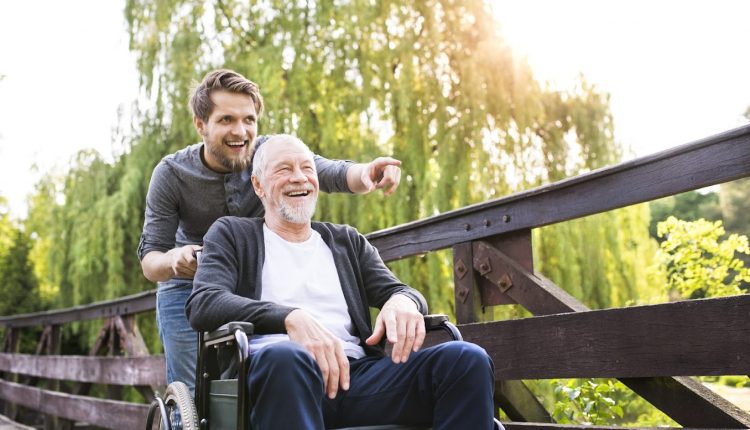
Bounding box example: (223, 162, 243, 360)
(355, 230, 428, 314)
(185, 218, 298, 333)
(137, 161, 180, 260)
(314, 154, 353, 194)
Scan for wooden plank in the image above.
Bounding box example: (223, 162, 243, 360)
(453, 243, 486, 324)
(0, 354, 165, 386)
(495, 380, 553, 423)
(620, 376, 750, 430)
(460, 295, 750, 379)
(0, 414, 35, 430)
(477, 230, 533, 306)
(0, 379, 148, 430)
(0, 290, 156, 328)
(473, 241, 586, 314)
(368, 124, 750, 262)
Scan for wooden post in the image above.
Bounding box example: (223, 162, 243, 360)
(1, 328, 20, 419)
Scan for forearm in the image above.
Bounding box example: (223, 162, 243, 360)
(141, 251, 174, 282)
(345, 163, 370, 194)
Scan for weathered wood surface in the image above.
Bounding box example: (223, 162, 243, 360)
(369, 124, 750, 262)
(0, 379, 147, 430)
(473, 240, 750, 428)
(0, 353, 165, 385)
(460, 294, 750, 379)
(0, 290, 155, 328)
(0, 414, 35, 430)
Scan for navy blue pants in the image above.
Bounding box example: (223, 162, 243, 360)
(247, 340, 495, 429)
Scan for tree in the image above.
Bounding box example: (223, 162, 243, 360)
(119, 0, 656, 312)
(0, 229, 41, 316)
(719, 178, 750, 235)
(648, 191, 722, 240)
(656, 216, 750, 300)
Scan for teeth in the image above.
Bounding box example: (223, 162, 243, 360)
(226, 141, 245, 147)
(287, 190, 309, 196)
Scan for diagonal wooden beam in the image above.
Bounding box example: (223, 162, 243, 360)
(471, 240, 750, 428)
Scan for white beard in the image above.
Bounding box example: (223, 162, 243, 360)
(278, 197, 317, 224)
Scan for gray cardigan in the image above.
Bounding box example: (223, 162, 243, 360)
(186, 217, 428, 357)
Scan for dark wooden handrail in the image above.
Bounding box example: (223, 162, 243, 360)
(369, 124, 750, 261)
(0, 290, 155, 328)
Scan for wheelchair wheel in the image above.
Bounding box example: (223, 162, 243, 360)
(159, 382, 199, 430)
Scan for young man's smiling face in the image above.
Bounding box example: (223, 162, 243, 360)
(194, 90, 258, 173)
(253, 137, 319, 225)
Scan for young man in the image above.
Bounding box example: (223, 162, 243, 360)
(138, 69, 403, 392)
(186, 135, 496, 429)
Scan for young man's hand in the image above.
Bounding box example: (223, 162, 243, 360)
(347, 157, 402, 196)
(365, 294, 425, 363)
(168, 244, 203, 278)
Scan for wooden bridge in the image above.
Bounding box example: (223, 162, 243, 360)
(1, 125, 749, 429)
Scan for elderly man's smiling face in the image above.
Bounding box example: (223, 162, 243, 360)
(252, 136, 319, 225)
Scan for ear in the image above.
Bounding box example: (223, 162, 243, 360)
(193, 116, 206, 137)
(251, 175, 264, 198)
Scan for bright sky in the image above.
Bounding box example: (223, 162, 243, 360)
(1, 1, 749, 219)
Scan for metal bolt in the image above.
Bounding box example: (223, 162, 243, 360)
(483, 219, 491, 227)
(503, 215, 511, 223)
(477, 257, 492, 275)
(463, 223, 471, 231)
(455, 258, 468, 279)
(457, 286, 469, 303)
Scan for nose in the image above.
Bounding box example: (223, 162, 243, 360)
(230, 121, 246, 138)
(290, 166, 307, 182)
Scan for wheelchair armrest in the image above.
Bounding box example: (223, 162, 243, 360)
(424, 314, 463, 341)
(204, 321, 255, 343)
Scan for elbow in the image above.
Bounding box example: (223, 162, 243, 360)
(185, 294, 211, 332)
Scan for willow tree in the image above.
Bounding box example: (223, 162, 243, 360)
(119, 0, 657, 311)
(21, 1, 658, 329)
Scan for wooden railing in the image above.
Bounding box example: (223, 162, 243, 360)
(0, 291, 163, 429)
(2, 124, 749, 429)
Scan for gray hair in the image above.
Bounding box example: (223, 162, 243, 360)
(251, 134, 314, 181)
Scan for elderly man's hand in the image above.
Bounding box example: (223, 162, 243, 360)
(285, 309, 350, 399)
(365, 294, 425, 363)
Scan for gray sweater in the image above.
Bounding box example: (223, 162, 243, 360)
(186, 217, 428, 357)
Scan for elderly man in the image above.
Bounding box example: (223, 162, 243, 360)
(186, 135, 495, 429)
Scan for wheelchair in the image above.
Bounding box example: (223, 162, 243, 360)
(147, 315, 503, 430)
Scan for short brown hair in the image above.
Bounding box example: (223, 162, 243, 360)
(189, 69, 264, 122)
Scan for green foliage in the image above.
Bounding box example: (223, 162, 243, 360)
(649, 191, 722, 239)
(657, 216, 750, 299)
(534, 204, 662, 310)
(528, 378, 677, 427)
(720, 178, 750, 235)
(552, 379, 624, 425)
(0, 223, 46, 352)
(0, 197, 43, 318)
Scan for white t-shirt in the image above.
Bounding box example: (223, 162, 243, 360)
(248, 224, 366, 359)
